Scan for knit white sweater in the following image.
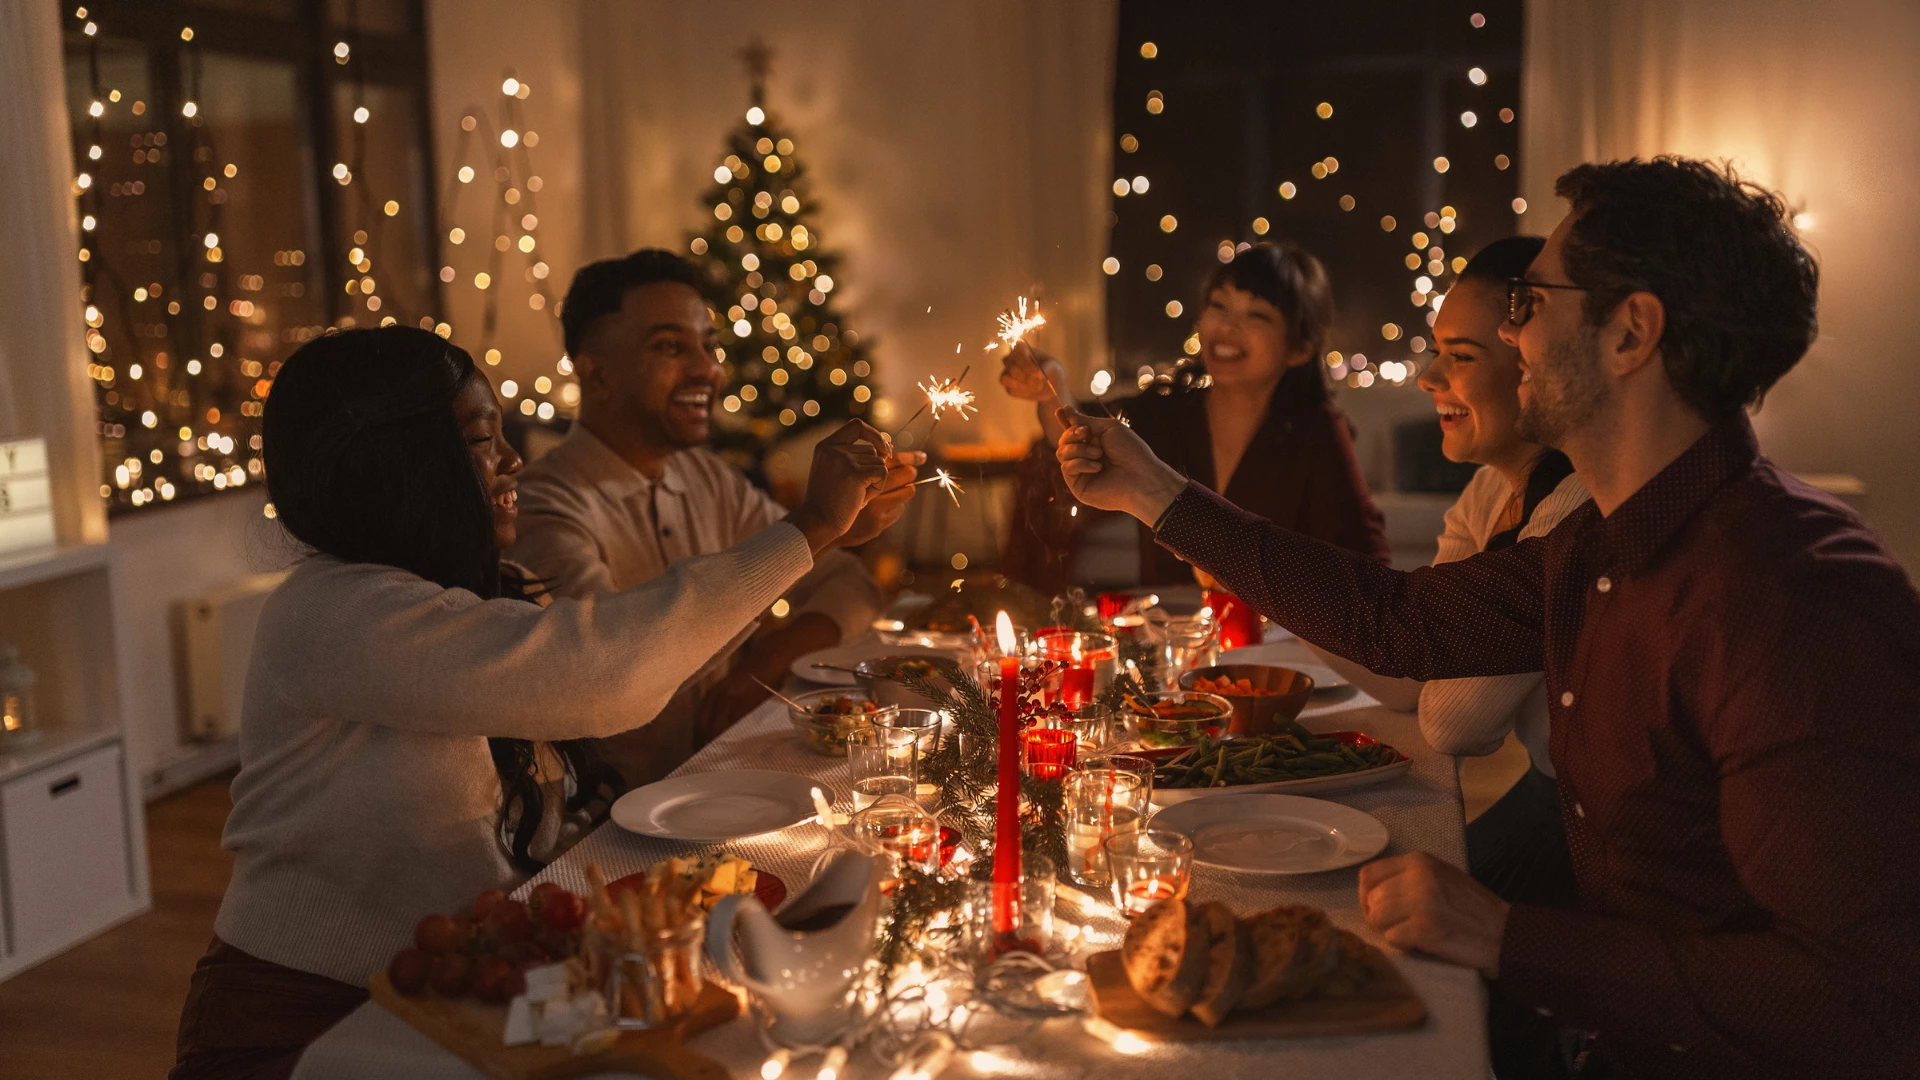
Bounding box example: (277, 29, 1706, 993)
(213, 522, 812, 986)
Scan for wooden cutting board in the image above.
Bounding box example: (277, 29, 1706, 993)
(368, 973, 739, 1080)
(1084, 948, 1426, 1043)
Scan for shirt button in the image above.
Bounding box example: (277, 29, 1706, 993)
(1560, 690, 1574, 707)
(1535, 1006, 1554, 1018)
(1575, 803, 1586, 818)
(1670, 1044, 1687, 1054)
(1596, 576, 1612, 593)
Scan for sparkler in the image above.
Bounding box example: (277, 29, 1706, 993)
(985, 296, 1046, 351)
(890, 364, 973, 438)
(914, 468, 965, 506)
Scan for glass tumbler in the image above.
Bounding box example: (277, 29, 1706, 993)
(847, 725, 919, 810)
(1104, 829, 1194, 917)
(1061, 768, 1146, 887)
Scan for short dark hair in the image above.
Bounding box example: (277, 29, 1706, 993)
(1458, 235, 1545, 286)
(559, 248, 707, 358)
(1205, 241, 1336, 359)
(1554, 157, 1818, 419)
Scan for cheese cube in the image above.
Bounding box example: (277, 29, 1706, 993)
(502, 995, 536, 1047)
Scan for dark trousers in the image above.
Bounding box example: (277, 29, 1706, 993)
(171, 937, 368, 1080)
(1471, 767, 1591, 1080)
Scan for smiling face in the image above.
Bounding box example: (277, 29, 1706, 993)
(452, 371, 523, 550)
(576, 281, 724, 458)
(1418, 278, 1534, 471)
(1500, 215, 1611, 449)
(1195, 284, 1311, 389)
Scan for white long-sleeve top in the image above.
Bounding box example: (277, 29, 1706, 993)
(214, 522, 812, 986)
(1317, 464, 1589, 775)
(1419, 465, 1590, 774)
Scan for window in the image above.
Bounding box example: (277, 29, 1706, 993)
(62, 0, 437, 513)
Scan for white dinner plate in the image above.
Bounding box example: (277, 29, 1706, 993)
(792, 640, 960, 687)
(1149, 792, 1389, 874)
(610, 770, 831, 842)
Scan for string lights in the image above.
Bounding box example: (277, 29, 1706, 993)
(1112, 13, 1520, 392)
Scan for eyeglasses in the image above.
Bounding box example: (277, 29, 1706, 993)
(1506, 277, 1590, 327)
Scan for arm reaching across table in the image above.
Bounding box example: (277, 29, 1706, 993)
(1055, 407, 1547, 681)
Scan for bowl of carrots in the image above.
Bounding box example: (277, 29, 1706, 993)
(1177, 664, 1315, 736)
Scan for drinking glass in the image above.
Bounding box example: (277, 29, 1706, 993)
(1028, 631, 1118, 710)
(1020, 727, 1077, 779)
(1068, 702, 1117, 753)
(851, 795, 942, 884)
(847, 726, 918, 810)
(1086, 752, 1155, 809)
(1104, 830, 1194, 917)
(1157, 610, 1220, 682)
(1062, 768, 1146, 887)
(865, 707, 945, 756)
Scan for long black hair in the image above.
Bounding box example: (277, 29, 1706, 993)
(264, 326, 623, 873)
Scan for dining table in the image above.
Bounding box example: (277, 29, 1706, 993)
(294, 635, 1489, 1080)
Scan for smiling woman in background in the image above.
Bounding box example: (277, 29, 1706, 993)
(170, 327, 887, 1080)
(1000, 241, 1389, 591)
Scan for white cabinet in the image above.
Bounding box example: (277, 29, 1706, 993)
(1, 743, 137, 964)
(0, 544, 147, 980)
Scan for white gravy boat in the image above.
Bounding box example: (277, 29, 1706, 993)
(706, 849, 881, 1046)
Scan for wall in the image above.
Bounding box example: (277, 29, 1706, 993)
(1522, 0, 1920, 565)
(425, 0, 1116, 448)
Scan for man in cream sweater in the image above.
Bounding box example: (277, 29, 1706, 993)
(510, 250, 920, 784)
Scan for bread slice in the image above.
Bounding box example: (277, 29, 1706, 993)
(1189, 902, 1253, 1027)
(1241, 905, 1340, 1008)
(1314, 929, 1393, 998)
(1120, 897, 1209, 1018)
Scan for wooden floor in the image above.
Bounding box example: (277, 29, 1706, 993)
(0, 771, 236, 1080)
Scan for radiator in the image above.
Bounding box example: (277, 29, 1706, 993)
(177, 571, 288, 741)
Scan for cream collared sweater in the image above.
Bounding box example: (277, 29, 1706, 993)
(213, 522, 812, 986)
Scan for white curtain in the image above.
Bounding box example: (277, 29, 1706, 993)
(574, 0, 1117, 448)
(0, 1, 106, 544)
(1522, 0, 1920, 564)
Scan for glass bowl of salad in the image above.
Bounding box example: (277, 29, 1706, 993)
(787, 689, 899, 756)
(1119, 690, 1235, 749)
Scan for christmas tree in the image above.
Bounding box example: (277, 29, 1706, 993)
(687, 42, 873, 475)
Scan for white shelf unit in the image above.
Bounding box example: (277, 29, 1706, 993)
(0, 543, 149, 981)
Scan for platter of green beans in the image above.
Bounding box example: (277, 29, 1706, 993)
(1149, 730, 1414, 805)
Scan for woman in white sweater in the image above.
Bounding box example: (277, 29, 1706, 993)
(1317, 238, 1590, 909)
(171, 327, 890, 1079)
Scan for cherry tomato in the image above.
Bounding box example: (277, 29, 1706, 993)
(539, 890, 587, 933)
(413, 913, 462, 955)
(482, 898, 533, 944)
(496, 940, 550, 969)
(428, 953, 472, 998)
(387, 948, 430, 996)
(470, 954, 525, 1005)
(471, 888, 508, 922)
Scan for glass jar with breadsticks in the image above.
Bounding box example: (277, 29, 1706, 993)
(585, 864, 709, 1029)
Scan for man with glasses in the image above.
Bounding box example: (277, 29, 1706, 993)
(1052, 157, 1919, 1079)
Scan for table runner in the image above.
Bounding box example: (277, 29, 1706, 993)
(297, 638, 1488, 1079)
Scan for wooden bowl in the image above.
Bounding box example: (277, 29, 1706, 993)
(1177, 664, 1314, 736)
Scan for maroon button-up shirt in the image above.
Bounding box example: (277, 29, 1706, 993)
(1155, 417, 1920, 1080)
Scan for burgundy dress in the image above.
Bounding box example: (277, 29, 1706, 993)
(1004, 366, 1389, 592)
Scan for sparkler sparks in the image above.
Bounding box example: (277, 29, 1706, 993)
(986, 296, 1046, 350)
(916, 468, 965, 505)
(919, 376, 977, 420)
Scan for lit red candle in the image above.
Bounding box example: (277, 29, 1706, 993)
(993, 611, 1022, 937)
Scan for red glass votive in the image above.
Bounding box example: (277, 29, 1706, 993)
(1204, 590, 1263, 652)
(1031, 631, 1118, 710)
(1097, 593, 1134, 619)
(1021, 728, 1077, 779)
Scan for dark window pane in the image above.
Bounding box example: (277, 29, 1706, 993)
(329, 0, 413, 37)
(333, 80, 438, 328)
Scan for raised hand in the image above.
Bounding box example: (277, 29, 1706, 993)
(838, 449, 926, 548)
(999, 341, 1067, 404)
(788, 419, 891, 555)
(1054, 406, 1189, 524)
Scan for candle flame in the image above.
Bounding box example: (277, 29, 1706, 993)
(995, 610, 1016, 656)
(985, 296, 1046, 351)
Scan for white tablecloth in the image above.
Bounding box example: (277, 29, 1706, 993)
(296, 639, 1487, 1080)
